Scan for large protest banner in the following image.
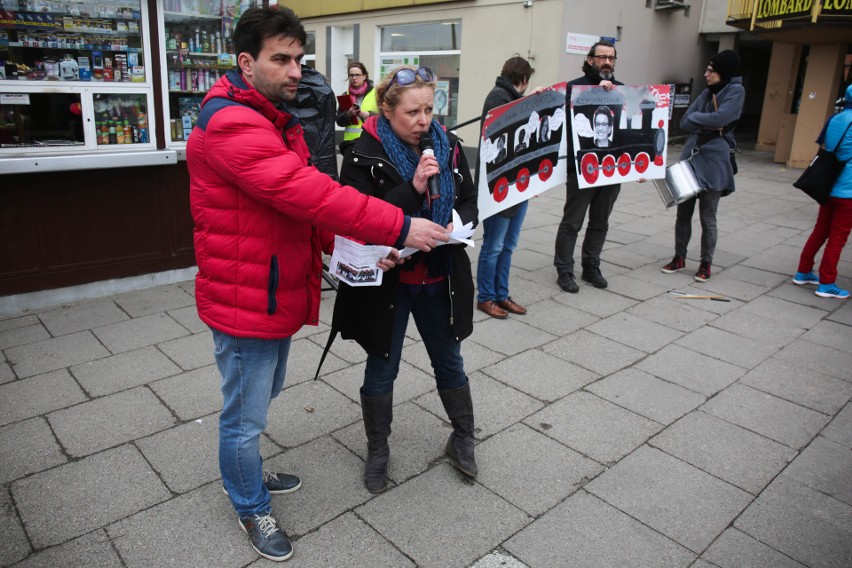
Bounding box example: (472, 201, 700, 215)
(570, 84, 673, 189)
(477, 82, 568, 220)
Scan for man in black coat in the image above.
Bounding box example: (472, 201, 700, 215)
(554, 40, 623, 293)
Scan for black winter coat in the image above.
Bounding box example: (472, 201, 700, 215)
(331, 128, 478, 359)
(289, 66, 338, 179)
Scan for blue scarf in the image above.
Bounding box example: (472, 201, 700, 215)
(376, 116, 454, 228)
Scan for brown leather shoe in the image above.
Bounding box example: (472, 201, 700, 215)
(497, 297, 527, 315)
(476, 301, 508, 319)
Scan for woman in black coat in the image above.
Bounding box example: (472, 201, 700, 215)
(331, 66, 479, 493)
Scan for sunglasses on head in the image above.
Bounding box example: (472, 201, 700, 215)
(389, 66, 434, 87)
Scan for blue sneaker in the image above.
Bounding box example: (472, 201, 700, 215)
(793, 272, 819, 286)
(815, 283, 850, 299)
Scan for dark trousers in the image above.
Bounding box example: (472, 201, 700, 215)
(674, 190, 721, 264)
(554, 175, 621, 276)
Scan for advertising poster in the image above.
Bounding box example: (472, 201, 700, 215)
(478, 82, 568, 220)
(570, 84, 673, 189)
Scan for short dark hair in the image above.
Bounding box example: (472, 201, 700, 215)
(233, 6, 307, 62)
(500, 56, 534, 86)
(587, 40, 617, 59)
(348, 61, 369, 80)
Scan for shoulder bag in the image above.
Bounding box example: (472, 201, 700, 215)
(793, 118, 852, 205)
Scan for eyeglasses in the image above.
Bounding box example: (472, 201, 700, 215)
(389, 66, 435, 87)
(594, 121, 610, 128)
(348, 72, 364, 78)
(592, 55, 617, 62)
(704, 66, 718, 75)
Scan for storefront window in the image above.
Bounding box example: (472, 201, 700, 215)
(379, 21, 461, 128)
(161, 0, 260, 143)
(303, 30, 314, 68)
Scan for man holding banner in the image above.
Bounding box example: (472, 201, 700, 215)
(554, 40, 623, 294)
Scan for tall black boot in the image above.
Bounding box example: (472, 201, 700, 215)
(438, 383, 478, 478)
(360, 390, 393, 494)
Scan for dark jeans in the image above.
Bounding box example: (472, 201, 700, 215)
(362, 282, 467, 397)
(554, 175, 621, 276)
(674, 190, 722, 264)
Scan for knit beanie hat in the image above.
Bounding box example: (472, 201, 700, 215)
(709, 50, 741, 81)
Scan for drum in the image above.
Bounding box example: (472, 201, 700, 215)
(653, 160, 705, 208)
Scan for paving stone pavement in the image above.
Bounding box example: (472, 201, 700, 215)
(2, 148, 852, 568)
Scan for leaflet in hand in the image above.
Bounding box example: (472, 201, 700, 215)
(329, 235, 390, 287)
(397, 209, 475, 258)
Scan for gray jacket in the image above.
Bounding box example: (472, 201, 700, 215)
(680, 76, 744, 195)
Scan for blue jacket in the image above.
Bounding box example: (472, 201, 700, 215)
(823, 84, 852, 199)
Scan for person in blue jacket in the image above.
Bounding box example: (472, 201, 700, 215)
(793, 84, 852, 299)
(661, 50, 744, 282)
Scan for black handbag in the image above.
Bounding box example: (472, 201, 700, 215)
(793, 119, 852, 205)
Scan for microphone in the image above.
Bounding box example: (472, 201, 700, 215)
(419, 133, 441, 199)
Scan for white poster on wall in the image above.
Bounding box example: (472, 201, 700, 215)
(565, 32, 601, 55)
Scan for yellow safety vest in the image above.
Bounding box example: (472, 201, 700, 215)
(343, 88, 379, 142)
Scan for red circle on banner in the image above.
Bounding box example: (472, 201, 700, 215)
(494, 178, 509, 202)
(601, 154, 616, 177)
(635, 152, 650, 174)
(517, 168, 531, 191)
(617, 153, 631, 176)
(580, 154, 599, 185)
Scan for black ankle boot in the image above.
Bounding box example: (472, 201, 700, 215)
(438, 383, 478, 478)
(581, 264, 608, 288)
(360, 391, 393, 493)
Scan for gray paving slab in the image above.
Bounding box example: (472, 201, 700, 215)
(782, 435, 852, 506)
(467, 316, 557, 357)
(148, 363, 222, 421)
(0, 488, 30, 567)
(505, 490, 696, 568)
(481, 349, 598, 402)
(768, 281, 845, 309)
(0, 323, 50, 350)
(415, 372, 544, 440)
(0, 417, 66, 484)
(823, 402, 852, 448)
(112, 283, 195, 317)
(587, 367, 706, 424)
(12, 444, 170, 548)
(265, 380, 361, 449)
(476, 423, 602, 517)
(0, 360, 13, 384)
(5, 331, 110, 379)
(720, 264, 790, 288)
(512, 297, 600, 337)
(650, 410, 796, 494)
(734, 474, 852, 568)
(586, 445, 752, 553)
(586, 311, 684, 353)
(604, 273, 667, 301)
(699, 273, 778, 302)
(634, 343, 745, 396)
(551, 287, 639, 318)
(70, 345, 181, 397)
(166, 304, 208, 334)
(800, 319, 852, 353)
(774, 338, 852, 382)
(740, 357, 852, 415)
(38, 298, 128, 337)
(157, 329, 214, 370)
(543, 329, 646, 376)
(701, 527, 807, 568)
(525, 391, 661, 465)
(92, 313, 189, 355)
(306, 334, 368, 366)
(47, 386, 175, 458)
(470, 551, 529, 568)
(739, 295, 829, 329)
(675, 326, 776, 369)
(107, 482, 258, 568)
(0, 369, 87, 427)
(701, 383, 831, 450)
(7, 530, 122, 568)
(285, 337, 350, 386)
(264, 437, 374, 536)
(356, 463, 531, 568)
(625, 294, 720, 333)
(709, 309, 807, 350)
(267, 512, 415, 568)
(0, 314, 39, 333)
(331, 401, 449, 487)
(827, 302, 852, 326)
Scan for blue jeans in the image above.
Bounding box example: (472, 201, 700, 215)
(362, 283, 467, 397)
(211, 328, 291, 518)
(477, 200, 528, 303)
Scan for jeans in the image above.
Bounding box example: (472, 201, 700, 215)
(211, 328, 292, 518)
(798, 197, 852, 284)
(477, 200, 528, 303)
(362, 282, 467, 397)
(554, 175, 621, 275)
(674, 190, 721, 264)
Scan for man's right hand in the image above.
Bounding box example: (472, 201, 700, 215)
(404, 218, 450, 252)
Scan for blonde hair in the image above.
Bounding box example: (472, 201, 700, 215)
(375, 66, 438, 113)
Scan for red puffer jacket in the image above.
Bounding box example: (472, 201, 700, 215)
(188, 71, 405, 339)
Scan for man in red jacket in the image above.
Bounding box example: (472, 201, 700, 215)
(187, 7, 447, 562)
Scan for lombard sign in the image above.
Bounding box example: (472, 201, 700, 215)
(821, 0, 852, 15)
(754, 0, 814, 22)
